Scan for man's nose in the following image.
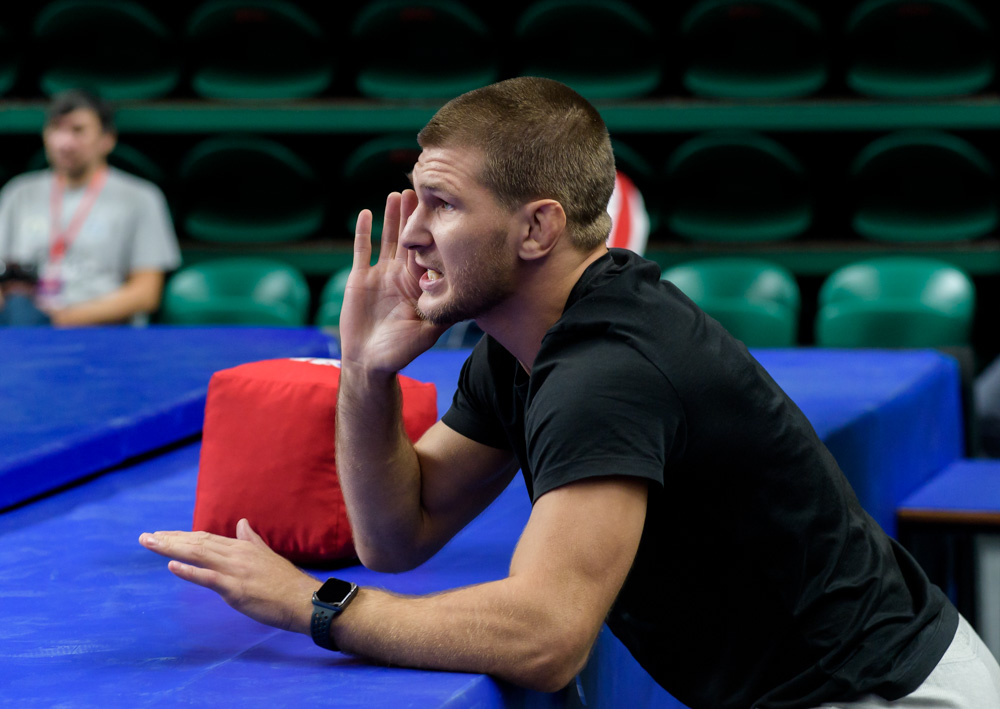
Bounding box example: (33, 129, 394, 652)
(399, 197, 430, 249)
(47, 130, 75, 151)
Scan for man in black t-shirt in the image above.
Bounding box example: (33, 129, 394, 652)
(141, 78, 1000, 707)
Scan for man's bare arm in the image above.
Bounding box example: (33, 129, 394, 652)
(140, 475, 648, 693)
(331, 476, 648, 692)
(336, 383, 519, 572)
(47, 269, 164, 326)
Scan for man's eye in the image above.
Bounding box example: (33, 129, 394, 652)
(439, 201, 455, 211)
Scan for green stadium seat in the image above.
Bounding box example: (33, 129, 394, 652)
(680, 0, 827, 99)
(33, 0, 179, 100)
(186, 0, 332, 100)
(178, 135, 323, 243)
(662, 258, 801, 347)
(665, 131, 811, 242)
(852, 130, 997, 242)
(845, 0, 994, 98)
(612, 138, 655, 185)
(815, 257, 975, 348)
(315, 267, 352, 329)
(351, 0, 498, 99)
(612, 138, 659, 234)
(515, 0, 661, 100)
(161, 258, 310, 327)
(341, 133, 421, 238)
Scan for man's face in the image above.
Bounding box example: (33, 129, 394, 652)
(402, 145, 520, 327)
(42, 108, 114, 179)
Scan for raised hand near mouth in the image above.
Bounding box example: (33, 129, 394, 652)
(338, 190, 447, 375)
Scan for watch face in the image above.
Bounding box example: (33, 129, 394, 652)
(316, 577, 356, 606)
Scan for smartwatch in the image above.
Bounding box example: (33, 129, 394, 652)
(310, 577, 359, 651)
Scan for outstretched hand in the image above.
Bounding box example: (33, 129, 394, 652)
(338, 190, 447, 374)
(139, 519, 321, 636)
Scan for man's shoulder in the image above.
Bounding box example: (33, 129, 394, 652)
(559, 250, 685, 336)
(105, 167, 166, 200)
(575, 249, 669, 306)
(1, 170, 51, 197)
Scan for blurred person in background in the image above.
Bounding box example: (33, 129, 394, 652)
(0, 89, 179, 326)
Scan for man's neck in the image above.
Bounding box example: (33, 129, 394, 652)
(478, 247, 607, 375)
(60, 163, 107, 190)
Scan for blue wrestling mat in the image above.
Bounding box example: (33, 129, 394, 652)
(0, 326, 335, 510)
(0, 441, 558, 709)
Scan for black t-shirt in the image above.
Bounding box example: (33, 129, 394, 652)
(441, 249, 957, 709)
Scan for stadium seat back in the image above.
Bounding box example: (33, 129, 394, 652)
(162, 258, 310, 326)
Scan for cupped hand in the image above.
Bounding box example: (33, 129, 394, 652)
(139, 519, 321, 635)
(338, 190, 447, 374)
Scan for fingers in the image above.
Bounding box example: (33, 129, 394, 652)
(139, 530, 236, 567)
(398, 189, 418, 262)
(236, 518, 265, 547)
(378, 192, 402, 263)
(353, 191, 414, 272)
(167, 559, 221, 589)
(352, 208, 374, 273)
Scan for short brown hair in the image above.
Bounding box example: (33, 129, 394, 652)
(418, 77, 615, 250)
(47, 89, 116, 134)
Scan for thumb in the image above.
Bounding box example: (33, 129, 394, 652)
(236, 518, 265, 546)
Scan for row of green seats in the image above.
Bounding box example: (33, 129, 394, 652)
(161, 257, 317, 327)
(2, 0, 995, 100)
(662, 129, 998, 244)
(160, 258, 348, 328)
(7, 128, 989, 246)
(160, 255, 976, 354)
(661, 256, 975, 348)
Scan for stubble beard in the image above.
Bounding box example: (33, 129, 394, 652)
(414, 227, 517, 327)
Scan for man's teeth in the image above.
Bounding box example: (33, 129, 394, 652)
(427, 269, 441, 281)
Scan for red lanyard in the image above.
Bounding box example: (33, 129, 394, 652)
(49, 166, 108, 263)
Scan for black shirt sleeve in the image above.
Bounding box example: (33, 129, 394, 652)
(525, 335, 685, 501)
(440, 336, 513, 451)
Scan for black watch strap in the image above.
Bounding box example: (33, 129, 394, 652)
(310, 605, 340, 651)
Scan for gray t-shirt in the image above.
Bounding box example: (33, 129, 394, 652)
(0, 167, 180, 309)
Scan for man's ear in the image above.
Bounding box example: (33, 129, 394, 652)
(518, 199, 567, 261)
(99, 131, 117, 160)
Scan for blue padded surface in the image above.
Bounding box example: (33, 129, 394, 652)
(0, 346, 962, 708)
(0, 326, 335, 510)
(0, 443, 550, 708)
(900, 459, 1000, 515)
(754, 348, 964, 537)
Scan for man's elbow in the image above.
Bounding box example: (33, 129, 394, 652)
(509, 624, 595, 694)
(353, 540, 432, 574)
(129, 271, 165, 314)
(139, 291, 162, 314)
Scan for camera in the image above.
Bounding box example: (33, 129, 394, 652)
(0, 261, 39, 285)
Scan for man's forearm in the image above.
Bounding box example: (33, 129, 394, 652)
(326, 578, 594, 694)
(335, 363, 429, 571)
(51, 292, 144, 325)
(312, 478, 650, 693)
(49, 270, 163, 326)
